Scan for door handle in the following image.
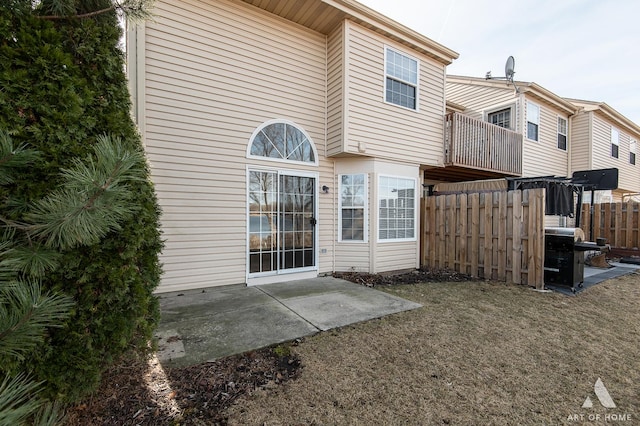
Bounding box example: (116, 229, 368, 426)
(310, 217, 317, 226)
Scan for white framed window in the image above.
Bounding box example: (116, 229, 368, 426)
(611, 127, 619, 159)
(630, 140, 636, 165)
(557, 116, 568, 150)
(526, 101, 540, 141)
(338, 174, 367, 242)
(378, 175, 417, 242)
(488, 107, 512, 129)
(384, 47, 418, 110)
(247, 120, 318, 165)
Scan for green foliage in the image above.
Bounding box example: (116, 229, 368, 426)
(273, 344, 292, 358)
(0, 373, 43, 425)
(0, 0, 163, 403)
(27, 135, 146, 250)
(0, 281, 74, 366)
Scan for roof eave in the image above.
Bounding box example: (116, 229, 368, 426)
(522, 83, 578, 116)
(323, 0, 459, 65)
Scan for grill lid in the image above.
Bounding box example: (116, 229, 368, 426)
(545, 227, 585, 242)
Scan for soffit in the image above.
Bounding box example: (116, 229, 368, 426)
(239, 0, 458, 65)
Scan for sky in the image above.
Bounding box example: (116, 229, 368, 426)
(359, 0, 640, 124)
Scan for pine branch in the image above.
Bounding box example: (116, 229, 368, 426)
(37, 5, 115, 20)
(25, 134, 145, 250)
(0, 246, 62, 279)
(0, 373, 44, 426)
(34, 0, 155, 22)
(0, 281, 74, 363)
(0, 132, 40, 186)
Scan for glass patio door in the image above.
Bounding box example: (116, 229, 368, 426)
(248, 171, 316, 275)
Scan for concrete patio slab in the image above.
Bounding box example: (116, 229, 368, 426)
(546, 262, 639, 295)
(259, 277, 423, 331)
(155, 276, 422, 367)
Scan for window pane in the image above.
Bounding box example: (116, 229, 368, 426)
(527, 102, 540, 123)
(378, 176, 415, 241)
(385, 48, 418, 109)
(558, 117, 567, 134)
(250, 122, 315, 163)
(488, 108, 511, 129)
(528, 122, 539, 141)
(611, 128, 620, 145)
(339, 174, 366, 241)
(557, 134, 567, 150)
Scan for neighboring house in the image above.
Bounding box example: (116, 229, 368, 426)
(565, 99, 640, 203)
(126, 0, 459, 292)
(444, 76, 640, 205)
(444, 76, 578, 181)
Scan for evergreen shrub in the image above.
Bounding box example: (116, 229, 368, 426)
(0, 1, 163, 401)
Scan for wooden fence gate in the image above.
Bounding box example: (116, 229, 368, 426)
(421, 189, 546, 289)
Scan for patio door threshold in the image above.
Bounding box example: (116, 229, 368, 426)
(246, 270, 318, 286)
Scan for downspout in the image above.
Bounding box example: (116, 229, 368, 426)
(588, 111, 593, 169)
(126, 21, 146, 145)
(567, 114, 573, 177)
(325, 34, 336, 275)
(565, 112, 573, 227)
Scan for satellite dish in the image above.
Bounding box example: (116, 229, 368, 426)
(486, 56, 519, 93)
(505, 56, 515, 81)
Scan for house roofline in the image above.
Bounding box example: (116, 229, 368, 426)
(565, 98, 640, 137)
(324, 0, 459, 65)
(447, 75, 578, 115)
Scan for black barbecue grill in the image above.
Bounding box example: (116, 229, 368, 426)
(544, 227, 606, 292)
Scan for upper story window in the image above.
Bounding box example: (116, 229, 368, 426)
(378, 176, 416, 242)
(488, 108, 512, 129)
(526, 102, 540, 142)
(339, 174, 367, 242)
(557, 117, 568, 150)
(630, 140, 636, 165)
(248, 120, 317, 164)
(385, 47, 418, 110)
(611, 127, 619, 159)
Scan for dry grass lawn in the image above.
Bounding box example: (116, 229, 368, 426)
(227, 273, 640, 425)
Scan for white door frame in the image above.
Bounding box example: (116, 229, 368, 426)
(246, 167, 319, 286)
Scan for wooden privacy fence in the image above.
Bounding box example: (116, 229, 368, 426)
(579, 202, 640, 248)
(421, 189, 546, 289)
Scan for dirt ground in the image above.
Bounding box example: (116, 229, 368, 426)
(66, 270, 640, 425)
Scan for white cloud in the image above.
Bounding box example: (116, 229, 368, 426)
(359, 0, 640, 124)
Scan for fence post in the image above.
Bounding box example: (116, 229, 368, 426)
(512, 190, 522, 285)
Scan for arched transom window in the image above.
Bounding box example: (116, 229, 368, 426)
(248, 121, 317, 164)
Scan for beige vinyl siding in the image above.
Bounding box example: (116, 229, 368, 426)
(335, 244, 370, 271)
(590, 114, 640, 193)
(327, 23, 344, 157)
(343, 21, 444, 166)
(145, 0, 328, 291)
(374, 243, 419, 272)
(570, 111, 591, 172)
(317, 162, 335, 276)
(446, 82, 516, 125)
(590, 114, 613, 171)
(521, 99, 568, 178)
(586, 114, 640, 193)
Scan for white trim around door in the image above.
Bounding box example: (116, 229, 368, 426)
(246, 167, 319, 286)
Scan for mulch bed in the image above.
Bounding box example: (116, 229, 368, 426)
(66, 268, 472, 425)
(65, 344, 302, 426)
(334, 267, 474, 287)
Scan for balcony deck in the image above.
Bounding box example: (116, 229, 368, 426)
(425, 112, 522, 182)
